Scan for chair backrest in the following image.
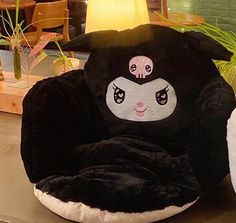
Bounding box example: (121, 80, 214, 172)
(161, 0, 168, 18)
(32, 0, 68, 29)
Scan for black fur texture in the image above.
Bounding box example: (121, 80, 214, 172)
(21, 25, 236, 213)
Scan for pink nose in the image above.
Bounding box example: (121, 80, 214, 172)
(137, 102, 144, 108)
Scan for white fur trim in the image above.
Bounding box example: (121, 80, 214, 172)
(34, 187, 198, 223)
(227, 108, 236, 193)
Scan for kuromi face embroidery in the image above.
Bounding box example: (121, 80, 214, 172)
(106, 77, 177, 122)
(129, 56, 153, 78)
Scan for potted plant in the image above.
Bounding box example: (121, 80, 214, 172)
(52, 40, 80, 76)
(29, 34, 80, 76)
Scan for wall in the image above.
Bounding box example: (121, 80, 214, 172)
(168, 0, 236, 32)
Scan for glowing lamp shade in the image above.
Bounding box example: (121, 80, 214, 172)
(85, 0, 150, 33)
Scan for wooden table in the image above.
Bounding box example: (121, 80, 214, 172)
(0, 0, 36, 27)
(150, 12, 204, 26)
(0, 72, 43, 114)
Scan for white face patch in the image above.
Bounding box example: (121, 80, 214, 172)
(106, 77, 177, 122)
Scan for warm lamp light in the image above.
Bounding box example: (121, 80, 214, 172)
(85, 0, 150, 33)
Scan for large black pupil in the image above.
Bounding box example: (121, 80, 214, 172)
(114, 87, 125, 104)
(156, 89, 168, 105)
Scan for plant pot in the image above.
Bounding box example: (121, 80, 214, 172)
(53, 57, 80, 76)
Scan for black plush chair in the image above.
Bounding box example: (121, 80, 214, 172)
(21, 24, 236, 223)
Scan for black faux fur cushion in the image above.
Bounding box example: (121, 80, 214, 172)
(21, 25, 236, 223)
(36, 136, 200, 212)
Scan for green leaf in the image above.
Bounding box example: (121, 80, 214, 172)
(5, 9, 13, 30)
(0, 39, 10, 46)
(15, 0, 20, 26)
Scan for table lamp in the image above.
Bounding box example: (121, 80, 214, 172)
(85, 0, 150, 33)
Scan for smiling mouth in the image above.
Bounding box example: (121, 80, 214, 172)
(135, 108, 147, 113)
(134, 108, 147, 117)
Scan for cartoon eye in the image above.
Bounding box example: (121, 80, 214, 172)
(113, 84, 125, 104)
(130, 64, 137, 73)
(145, 64, 152, 73)
(156, 86, 169, 105)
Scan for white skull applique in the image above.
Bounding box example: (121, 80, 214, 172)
(129, 56, 153, 79)
(106, 77, 177, 122)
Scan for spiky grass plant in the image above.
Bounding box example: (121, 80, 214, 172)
(0, 0, 47, 80)
(30, 36, 74, 75)
(0, 0, 24, 79)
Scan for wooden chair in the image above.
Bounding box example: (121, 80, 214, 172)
(161, 0, 168, 18)
(23, 0, 70, 48)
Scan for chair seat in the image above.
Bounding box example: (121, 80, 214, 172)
(22, 32, 64, 47)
